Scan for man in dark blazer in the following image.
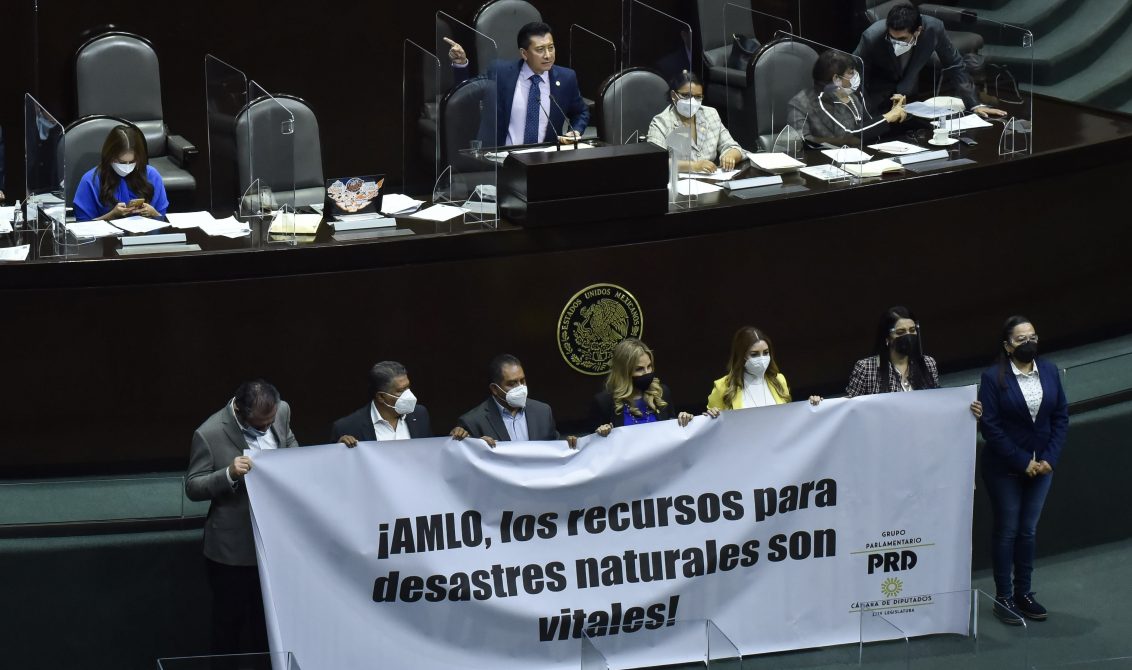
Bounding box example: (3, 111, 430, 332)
(445, 21, 589, 147)
(332, 360, 433, 446)
(184, 379, 300, 659)
(450, 353, 577, 448)
(854, 4, 1005, 118)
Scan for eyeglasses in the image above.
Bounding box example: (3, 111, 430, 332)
(1010, 334, 1039, 345)
(890, 326, 918, 337)
(674, 92, 705, 102)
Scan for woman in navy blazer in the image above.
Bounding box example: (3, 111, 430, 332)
(977, 315, 1068, 625)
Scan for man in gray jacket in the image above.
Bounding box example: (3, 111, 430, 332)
(185, 379, 299, 659)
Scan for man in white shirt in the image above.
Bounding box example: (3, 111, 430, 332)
(332, 360, 433, 446)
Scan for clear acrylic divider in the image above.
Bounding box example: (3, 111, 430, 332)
(621, 1, 697, 148)
(436, 12, 498, 231)
(157, 651, 299, 670)
(666, 126, 695, 210)
(0, 475, 207, 527)
(402, 39, 441, 204)
(22, 93, 67, 259)
(205, 55, 249, 217)
(580, 619, 740, 670)
(1060, 353, 1132, 404)
(880, 589, 1030, 670)
(569, 22, 618, 140)
(859, 608, 909, 669)
(247, 81, 297, 246)
(722, 4, 793, 151)
(922, 9, 1034, 157)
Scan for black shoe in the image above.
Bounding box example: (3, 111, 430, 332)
(993, 596, 1025, 625)
(1014, 592, 1048, 621)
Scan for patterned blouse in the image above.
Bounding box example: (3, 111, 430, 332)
(1011, 361, 1043, 422)
(647, 105, 742, 163)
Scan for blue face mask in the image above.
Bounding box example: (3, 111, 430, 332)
(243, 424, 269, 439)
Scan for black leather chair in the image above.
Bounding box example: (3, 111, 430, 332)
(694, 0, 756, 120)
(596, 68, 670, 146)
(749, 39, 819, 151)
(234, 95, 324, 209)
(74, 32, 198, 200)
(473, 0, 541, 72)
(60, 115, 140, 211)
(438, 76, 498, 199)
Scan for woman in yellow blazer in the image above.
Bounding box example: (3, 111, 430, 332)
(708, 326, 820, 411)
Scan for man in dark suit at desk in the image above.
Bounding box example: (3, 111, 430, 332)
(184, 379, 300, 660)
(854, 4, 1006, 118)
(445, 21, 589, 147)
(332, 360, 433, 445)
(450, 353, 577, 448)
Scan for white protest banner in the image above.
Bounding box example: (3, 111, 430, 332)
(247, 386, 977, 669)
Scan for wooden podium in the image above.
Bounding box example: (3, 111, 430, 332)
(499, 142, 669, 227)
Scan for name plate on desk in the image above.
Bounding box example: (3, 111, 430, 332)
(121, 233, 187, 247)
(500, 143, 669, 227)
(330, 216, 396, 232)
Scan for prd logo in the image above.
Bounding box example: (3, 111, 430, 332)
(880, 578, 903, 597)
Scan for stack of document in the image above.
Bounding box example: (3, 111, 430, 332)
(407, 204, 467, 222)
(867, 141, 928, 155)
(932, 114, 993, 132)
(330, 213, 396, 231)
(166, 211, 221, 230)
(0, 205, 16, 233)
(0, 245, 30, 262)
(380, 194, 424, 216)
(800, 164, 852, 181)
(269, 212, 322, 235)
(675, 179, 722, 196)
(841, 159, 904, 178)
(821, 147, 872, 163)
(113, 216, 169, 234)
(679, 169, 740, 181)
(747, 152, 806, 172)
(198, 217, 251, 238)
(66, 220, 123, 238)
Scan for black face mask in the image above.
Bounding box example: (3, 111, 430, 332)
(632, 373, 655, 392)
(1012, 342, 1038, 363)
(892, 334, 919, 356)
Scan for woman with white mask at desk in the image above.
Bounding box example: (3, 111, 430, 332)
(73, 124, 168, 222)
(647, 70, 744, 174)
(787, 49, 907, 147)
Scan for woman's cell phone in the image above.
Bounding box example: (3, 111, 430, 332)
(127, 198, 145, 209)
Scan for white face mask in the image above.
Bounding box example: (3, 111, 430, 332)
(383, 389, 417, 416)
(496, 383, 528, 409)
(744, 354, 771, 377)
(891, 36, 916, 57)
(674, 97, 701, 118)
(112, 162, 136, 177)
(839, 71, 861, 92)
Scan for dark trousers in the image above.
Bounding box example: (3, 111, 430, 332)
(206, 558, 268, 660)
(983, 470, 1053, 598)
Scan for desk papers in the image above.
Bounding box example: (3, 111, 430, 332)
(113, 216, 169, 234)
(676, 179, 723, 196)
(199, 217, 251, 238)
(66, 221, 122, 238)
(166, 211, 220, 230)
(0, 245, 30, 262)
(932, 114, 994, 132)
(0, 206, 15, 232)
(868, 141, 928, 155)
(905, 97, 965, 119)
(800, 164, 852, 181)
(269, 213, 322, 235)
(821, 147, 872, 163)
(747, 152, 806, 171)
(678, 169, 740, 181)
(380, 194, 424, 216)
(407, 204, 466, 222)
(842, 159, 904, 178)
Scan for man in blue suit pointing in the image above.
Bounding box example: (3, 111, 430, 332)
(446, 22, 589, 147)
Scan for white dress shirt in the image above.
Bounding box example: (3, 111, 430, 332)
(226, 399, 279, 487)
(1011, 360, 1043, 422)
(506, 63, 551, 146)
(370, 401, 411, 441)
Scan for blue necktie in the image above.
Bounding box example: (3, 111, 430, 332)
(523, 74, 542, 144)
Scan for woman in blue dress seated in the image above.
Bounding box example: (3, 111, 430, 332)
(73, 124, 168, 222)
(591, 338, 694, 436)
